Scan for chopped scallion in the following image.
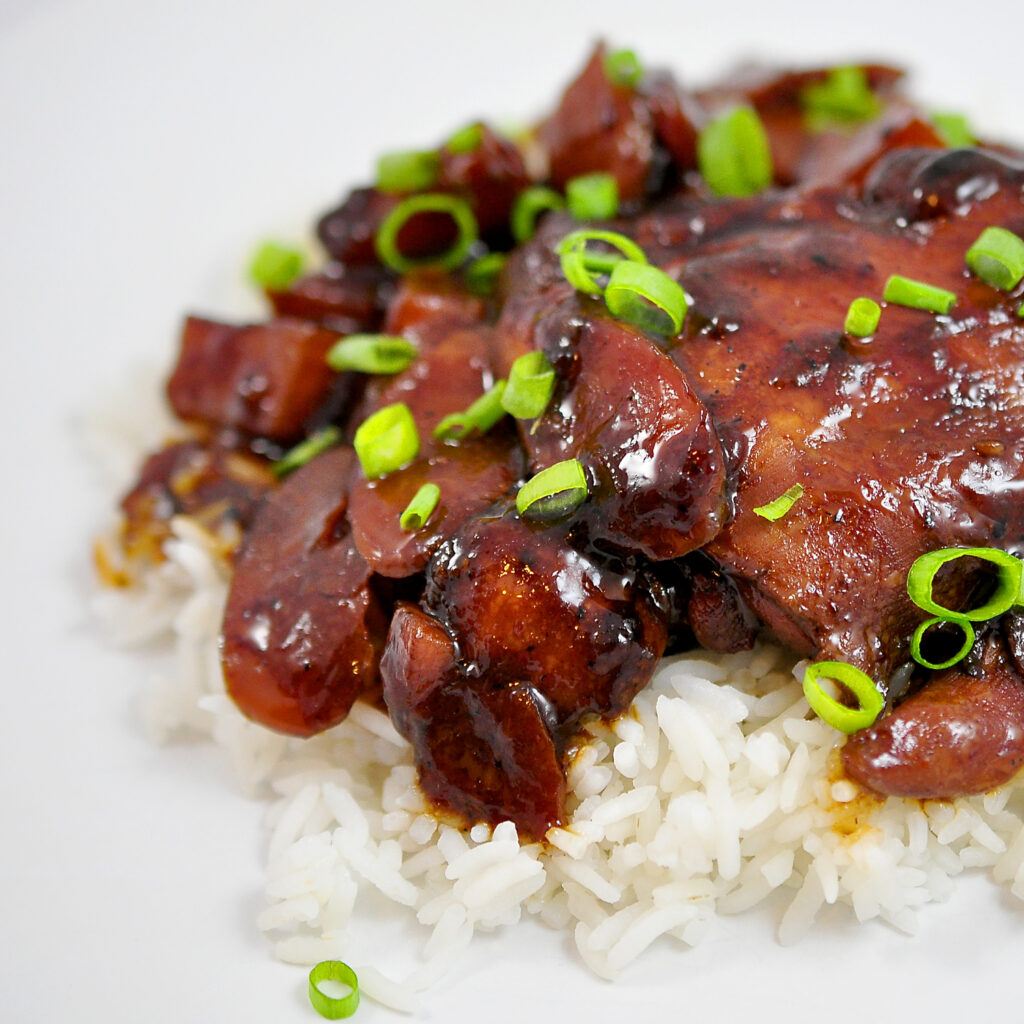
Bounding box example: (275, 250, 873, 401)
(931, 111, 975, 148)
(446, 122, 484, 155)
(883, 274, 957, 315)
(697, 105, 773, 197)
(753, 483, 804, 521)
(603, 48, 643, 89)
(353, 402, 419, 479)
(965, 226, 1024, 291)
(604, 259, 688, 336)
(400, 482, 441, 531)
(800, 66, 880, 125)
(511, 186, 565, 244)
(308, 960, 360, 1020)
(502, 351, 556, 419)
(516, 458, 588, 521)
(465, 252, 507, 295)
(248, 240, 305, 291)
(802, 661, 884, 734)
(566, 172, 619, 220)
(376, 149, 440, 193)
(271, 426, 342, 478)
(910, 616, 976, 671)
(556, 228, 647, 296)
(844, 297, 881, 337)
(326, 334, 417, 375)
(375, 193, 478, 273)
(434, 381, 508, 441)
(906, 546, 1023, 622)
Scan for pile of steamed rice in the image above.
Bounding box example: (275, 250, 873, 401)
(89, 384, 1024, 1014)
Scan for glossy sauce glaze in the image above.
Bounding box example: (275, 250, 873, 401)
(113, 47, 1024, 838)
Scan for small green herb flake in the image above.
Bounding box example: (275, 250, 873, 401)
(446, 122, 484, 155)
(376, 149, 440, 193)
(753, 483, 804, 521)
(248, 240, 305, 291)
(271, 426, 342, 478)
(844, 297, 881, 337)
(603, 49, 643, 89)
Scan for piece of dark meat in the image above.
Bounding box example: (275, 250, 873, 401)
(265, 261, 393, 335)
(167, 316, 340, 443)
(381, 602, 565, 839)
(347, 325, 525, 577)
(380, 506, 669, 837)
(494, 217, 728, 562)
(113, 439, 274, 574)
(317, 124, 528, 265)
(843, 632, 1024, 797)
(537, 43, 699, 202)
(222, 447, 386, 736)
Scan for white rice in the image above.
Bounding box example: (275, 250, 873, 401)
(89, 392, 1024, 1014)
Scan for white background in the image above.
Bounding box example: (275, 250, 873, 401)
(2, 0, 1022, 1020)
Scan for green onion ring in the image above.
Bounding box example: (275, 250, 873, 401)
(566, 172, 619, 220)
(434, 381, 508, 441)
(697, 105, 773, 197)
(556, 229, 648, 296)
(802, 661, 885, 735)
(910, 616, 977, 671)
(965, 226, 1024, 292)
(376, 148, 440, 194)
(353, 402, 419, 479)
(511, 186, 565, 244)
(308, 960, 360, 1019)
(248, 240, 305, 291)
(271, 426, 342, 478)
(906, 546, 1023, 621)
(844, 297, 881, 337)
(326, 334, 417, 375)
(603, 48, 643, 89)
(604, 259, 688, 336)
(502, 351, 556, 419)
(375, 193, 478, 273)
(516, 458, 588, 521)
(400, 482, 441, 531)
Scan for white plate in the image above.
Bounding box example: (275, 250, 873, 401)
(2, 1, 1021, 1020)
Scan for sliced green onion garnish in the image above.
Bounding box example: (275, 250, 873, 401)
(511, 186, 565, 244)
(883, 274, 957, 315)
(375, 193, 478, 273)
(931, 111, 975, 148)
(802, 661, 884, 735)
(566, 172, 619, 220)
(434, 381, 508, 441)
(800, 66, 880, 125)
(308, 960, 360, 1020)
(556, 228, 648, 296)
(603, 48, 643, 89)
(326, 334, 417, 374)
(465, 252, 507, 295)
(446, 122, 484, 154)
(248, 240, 305, 291)
(697, 105, 773, 198)
(844, 297, 881, 337)
(965, 226, 1024, 292)
(271, 426, 342, 478)
(906, 546, 1023, 621)
(353, 402, 419, 479)
(400, 482, 441, 531)
(753, 483, 804, 521)
(516, 458, 588, 521)
(1018, 301, 1024, 318)
(502, 351, 555, 419)
(910, 616, 976, 671)
(604, 259, 688, 336)
(376, 149, 440, 193)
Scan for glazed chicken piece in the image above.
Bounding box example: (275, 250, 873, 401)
(381, 506, 669, 838)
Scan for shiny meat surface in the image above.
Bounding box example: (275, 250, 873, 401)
(117, 49, 1024, 834)
(222, 447, 385, 736)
